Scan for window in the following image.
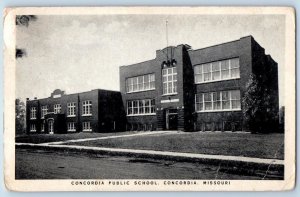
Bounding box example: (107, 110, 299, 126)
(127, 99, 156, 115)
(30, 107, 36, 119)
(126, 73, 155, 93)
(194, 58, 240, 84)
(68, 122, 76, 132)
(54, 104, 61, 114)
(41, 106, 48, 119)
(82, 122, 92, 131)
(67, 102, 76, 117)
(231, 90, 241, 109)
(30, 124, 36, 132)
(41, 123, 45, 132)
(195, 90, 241, 112)
(82, 100, 92, 116)
(162, 67, 177, 95)
(195, 93, 203, 111)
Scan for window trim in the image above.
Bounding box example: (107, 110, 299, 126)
(67, 102, 76, 117)
(82, 100, 92, 116)
(126, 73, 156, 93)
(82, 121, 92, 132)
(67, 122, 76, 132)
(127, 113, 156, 117)
(41, 106, 48, 119)
(30, 107, 37, 120)
(161, 93, 178, 97)
(195, 90, 241, 113)
(194, 58, 240, 84)
(30, 124, 36, 132)
(162, 67, 177, 95)
(54, 104, 61, 114)
(127, 99, 156, 116)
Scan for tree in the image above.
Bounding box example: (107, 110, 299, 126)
(16, 15, 37, 27)
(242, 74, 277, 133)
(16, 15, 37, 59)
(16, 48, 26, 59)
(15, 98, 26, 135)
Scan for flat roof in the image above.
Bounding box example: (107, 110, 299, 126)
(27, 88, 120, 101)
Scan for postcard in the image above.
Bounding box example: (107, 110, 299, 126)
(3, 7, 295, 191)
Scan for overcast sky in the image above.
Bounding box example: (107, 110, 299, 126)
(16, 14, 285, 106)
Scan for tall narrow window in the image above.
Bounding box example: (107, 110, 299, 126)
(221, 60, 230, 79)
(133, 100, 138, 114)
(41, 106, 48, 119)
(138, 100, 144, 114)
(195, 94, 203, 111)
(162, 67, 177, 95)
(203, 63, 211, 82)
(150, 74, 155, 89)
(213, 92, 221, 110)
(194, 65, 203, 83)
(54, 104, 61, 114)
(231, 90, 241, 109)
(68, 122, 76, 132)
(41, 123, 45, 132)
(230, 58, 240, 78)
(150, 99, 156, 113)
(30, 107, 37, 119)
(30, 124, 36, 132)
(212, 62, 221, 81)
(204, 93, 212, 110)
(222, 91, 230, 110)
(82, 101, 92, 116)
(67, 102, 76, 117)
(82, 122, 92, 131)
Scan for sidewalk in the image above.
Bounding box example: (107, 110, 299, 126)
(41, 130, 175, 145)
(16, 142, 284, 171)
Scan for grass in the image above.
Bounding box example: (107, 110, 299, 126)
(64, 132, 284, 160)
(15, 131, 134, 144)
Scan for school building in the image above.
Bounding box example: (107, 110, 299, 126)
(26, 89, 126, 134)
(120, 35, 279, 132)
(26, 35, 279, 133)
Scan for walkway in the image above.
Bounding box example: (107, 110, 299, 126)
(16, 142, 284, 166)
(41, 130, 176, 145)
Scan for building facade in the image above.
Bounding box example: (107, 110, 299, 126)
(120, 36, 279, 132)
(26, 36, 279, 133)
(26, 89, 126, 134)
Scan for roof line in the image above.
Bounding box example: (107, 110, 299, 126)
(27, 88, 120, 101)
(191, 36, 253, 52)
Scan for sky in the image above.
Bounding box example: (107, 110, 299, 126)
(16, 14, 285, 106)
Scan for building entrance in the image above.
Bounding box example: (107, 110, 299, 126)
(166, 109, 178, 130)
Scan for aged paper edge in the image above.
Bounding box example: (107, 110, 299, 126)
(3, 6, 296, 192)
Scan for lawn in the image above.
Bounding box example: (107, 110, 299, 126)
(15, 131, 135, 144)
(64, 132, 284, 160)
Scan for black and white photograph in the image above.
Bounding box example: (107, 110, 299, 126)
(4, 7, 295, 191)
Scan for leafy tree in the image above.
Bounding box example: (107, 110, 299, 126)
(15, 15, 37, 58)
(16, 48, 26, 59)
(16, 15, 37, 27)
(15, 98, 26, 135)
(242, 74, 277, 133)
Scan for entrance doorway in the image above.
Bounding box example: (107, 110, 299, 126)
(48, 119, 54, 134)
(166, 109, 178, 130)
